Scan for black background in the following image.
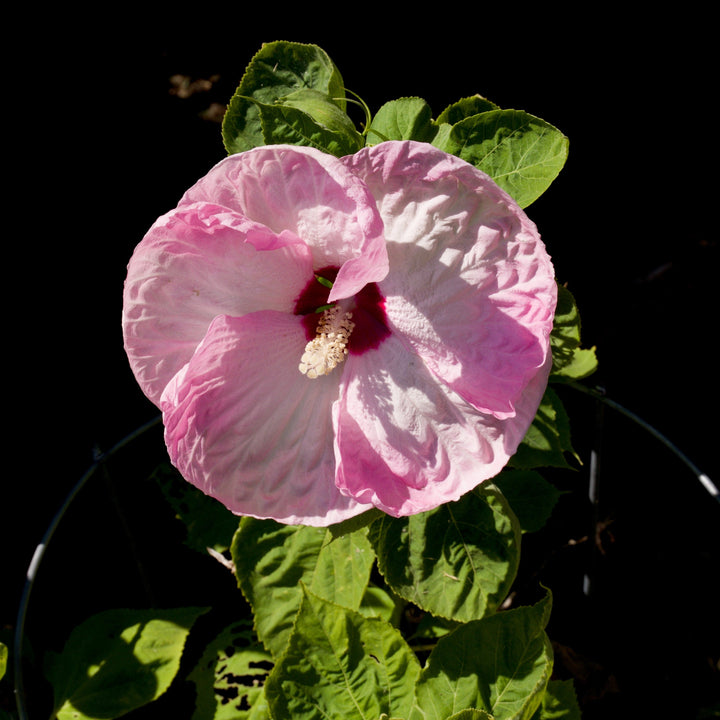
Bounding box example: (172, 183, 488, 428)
(5, 8, 719, 718)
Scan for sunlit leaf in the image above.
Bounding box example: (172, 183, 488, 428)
(435, 109, 568, 207)
(366, 97, 438, 145)
(410, 593, 553, 720)
(436, 95, 499, 125)
(46, 607, 208, 720)
(368, 483, 520, 623)
(254, 90, 363, 156)
(231, 519, 374, 658)
(0, 641, 7, 681)
(446, 710, 494, 720)
(359, 583, 402, 624)
(550, 284, 598, 382)
(327, 507, 384, 540)
(188, 618, 272, 720)
(222, 41, 347, 154)
(265, 587, 420, 720)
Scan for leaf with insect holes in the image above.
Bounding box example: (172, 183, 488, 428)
(188, 618, 273, 720)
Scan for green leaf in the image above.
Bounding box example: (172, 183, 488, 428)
(152, 462, 239, 554)
(446, 711, 494, 720)
(231, 519, 375, 658)
(366, 97, 438, 145)
(493, 470, 561, 533)
(435, 109, 569, 207)
(253, 89, 363, 156)
(412, 612, 460, 642)
(0, 641, 6, 681)
(359, 582, 402, 624)
(222, 40, 347, 154)
(531, 679, 581, 719)
(46, 607, 208, 720)
(265, 587, 421, 720)
(550, 284, 598, 382)
(410, 593, 554, 720)
(368, 483, 520, 623)
(435, 95, 499, 125)
(327, 507, 384, 540)
(510, 387, 578, 470)
(554, 347, 598, 383)
(188, 618, 273, 720)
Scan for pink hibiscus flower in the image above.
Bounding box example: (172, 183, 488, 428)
(122, 140, 557, 526)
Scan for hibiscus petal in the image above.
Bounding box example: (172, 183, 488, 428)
(178, 145, 389, 300)
(123, 202, 313, 405)
(334, 331, 544, 516)
(160, 311, 372, 526)
(343, 141, 556, 419)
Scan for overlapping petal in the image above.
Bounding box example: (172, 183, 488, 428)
(342, 141, 556, 420)
(333, 329, 553, 516)
(123, 144, 389, 406)
(123, 204, 312, 405)
(333, 332, 505, 516)
(161, 312, 372, 525)
(123, 140, 557, 525)
(178, 145, 389, 301)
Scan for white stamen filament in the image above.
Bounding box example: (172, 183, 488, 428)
(299, 306, 355, 379)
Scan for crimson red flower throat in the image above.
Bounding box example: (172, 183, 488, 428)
(294, 265, 391, 360)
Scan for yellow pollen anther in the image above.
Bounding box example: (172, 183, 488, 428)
(298, 306, 355, 379)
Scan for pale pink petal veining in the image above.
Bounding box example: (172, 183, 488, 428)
(161, 311, 372, 525)
(123, 201, 313, 405)
(333, 330, 549, 516)
(122, 140, 558, 525)
(178, 145, 389, 299)
(342, 141, 556, 420)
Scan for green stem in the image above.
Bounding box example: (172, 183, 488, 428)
(340, 87, 373, 134)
